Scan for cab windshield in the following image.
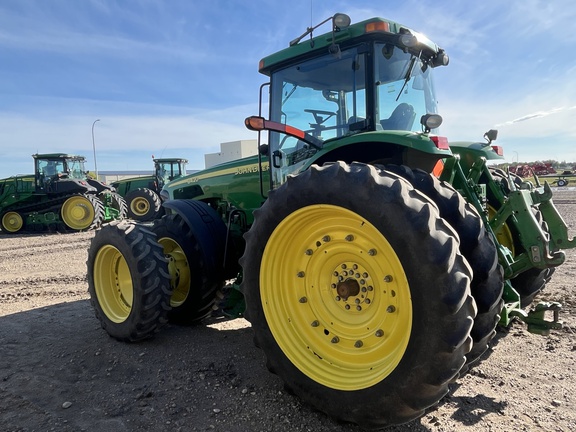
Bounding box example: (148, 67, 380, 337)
(268, 42, 439, 187)
(156, 161, 184, 186)
(375, 43, 438, 131)
(65, 158, 87, 179)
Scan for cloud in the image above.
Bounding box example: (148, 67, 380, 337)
(496, 107, 571, 126)
(0, 97, 260, 176)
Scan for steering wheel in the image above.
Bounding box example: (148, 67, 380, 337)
(304, 109, 336, 125)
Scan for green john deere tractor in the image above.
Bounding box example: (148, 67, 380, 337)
(86, 14, 575, 429)
(0, 153, 126, 233)
(110, 157, 188, 221)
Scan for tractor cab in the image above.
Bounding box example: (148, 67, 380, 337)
(154, 158, 188, 189)
(247, 14, 450, 189)
(34, 153, 93, 194)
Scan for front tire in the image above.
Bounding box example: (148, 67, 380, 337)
(151, 213, 226, 324)
(241, 162, 475, 428)
(87, 220, 172, 342)
(125, 188, 162, 221)
(487, 169, 554, 306)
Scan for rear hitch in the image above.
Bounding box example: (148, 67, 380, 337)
(509, 301, 563, 336)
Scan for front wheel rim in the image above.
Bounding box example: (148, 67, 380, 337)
(61, 196, 95, 230)
(130, 197, 150, 216)
(93, 244, 133, 323)
(488, 204, 515, 255)
(260, 204, 412, 391)
(158, 237, 191, 307)
(2, 212, 23, 232)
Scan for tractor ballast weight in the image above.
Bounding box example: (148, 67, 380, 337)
(87, 14, 575, 428)
(110, 157, 188, 221)
(0, 153, 126, 233)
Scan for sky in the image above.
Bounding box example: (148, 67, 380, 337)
(1, 0, 575, 177)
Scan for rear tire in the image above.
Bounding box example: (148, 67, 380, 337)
(87, 220, 172, 342)
(384, 165, 503, 368)
(241, 162, 475, 428)
(125, 188, 162, 221)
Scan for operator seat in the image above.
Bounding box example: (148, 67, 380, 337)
(380, 103, 416, 131)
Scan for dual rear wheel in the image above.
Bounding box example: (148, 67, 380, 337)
(241, 162, 478, 428)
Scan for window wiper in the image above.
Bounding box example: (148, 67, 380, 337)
(395, 53, 419, 102)
(283, 84, 298, 105)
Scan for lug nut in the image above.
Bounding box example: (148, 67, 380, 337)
(375, 329, 384, 337)
(311, 320, 319, 327)
(384, 275, 393, 282)
(368, 249, 377, 256)
(331, 336, 339, 343)
(354, 340, 363, 348)
(299, 297, 307, 303)
(387, 305, 396, 313)
(305, 249, 313, 255)
(345, 235, 354, 241)
(297, 271, 305, 278)
(323, 235, 331, 242)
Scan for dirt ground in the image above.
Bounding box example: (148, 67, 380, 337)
(1, 191, 575, 432)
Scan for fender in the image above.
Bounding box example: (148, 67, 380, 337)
(162, 199, 227, 274)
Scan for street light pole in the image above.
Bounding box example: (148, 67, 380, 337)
(92, 119, 100, 179)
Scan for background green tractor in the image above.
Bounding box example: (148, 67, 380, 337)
(86, 14, 575, 429)
(0, 153, 126, 234)
(110, 157, 188, 221)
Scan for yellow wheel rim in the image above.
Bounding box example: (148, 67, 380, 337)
(158, 237, 191, 307)
(130, 197, 150, 217)
(261, 204, 412, 391)
(93, 244, 133, 323)
(488, 205, 515, 255)
(2, 212, 23, 232)
(61, 196, 95, 230)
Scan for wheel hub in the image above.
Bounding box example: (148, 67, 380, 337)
(132, 198, 150, 215)
(332, 262, 374, 311)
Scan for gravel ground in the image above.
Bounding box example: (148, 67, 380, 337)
(0, 190, 575, 431)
